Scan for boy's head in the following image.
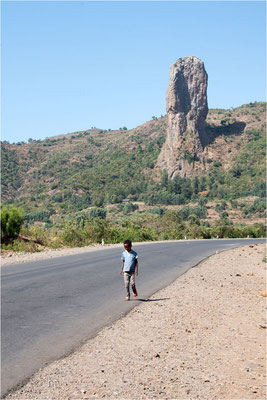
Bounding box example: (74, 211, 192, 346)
(123, 239, 132, 251)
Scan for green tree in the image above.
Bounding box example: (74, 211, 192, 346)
(192, 176, 199, 195)
(159, 211, 184, 239)
(161, 170, 169, 188)
(1, 206, 23, 242)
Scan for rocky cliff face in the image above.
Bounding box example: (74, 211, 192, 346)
(157, 56, 209, 178)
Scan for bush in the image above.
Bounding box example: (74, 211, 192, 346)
(220, 211, 229, 219)
(253, 198, 266, 213)
(61, 224, 88, 247)
(2, 238, 40, 253)
(21, 225, 50, 246)
(230, 200, 238, 209)
(178, 205, 207, 221)
(1, 205, 23, 242)
(90, 208, 106, 219)
(158, 211, 184, 240)
(24, 210, 52, 224)
(122, 203, 139, 214)
(147, 207, 167, 216)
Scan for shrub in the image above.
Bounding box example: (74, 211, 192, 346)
(178, 205, 207, 221)
(158, 211, 184, 240)
(230, 200, 238, 209)
(147, 207, 167, 216)
(61, 224, 88, 247)
(90, 208, 106, 219)
(2, 239, 40, 253)
(122, 202, 139, 214)
(24, 210, 52, 224)
(215, 201, 227, 212)
(21, 225, 50, 246)
(188, 214, 201, 225)
(1, 205, 23, 243)
(220, 211, 229, 219)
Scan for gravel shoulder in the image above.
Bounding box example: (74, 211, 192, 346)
(5, 243, 267, 400)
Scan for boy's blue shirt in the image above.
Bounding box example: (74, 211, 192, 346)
(121, 250, 138, 272)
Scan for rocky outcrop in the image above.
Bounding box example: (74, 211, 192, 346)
(157, 56, 209, 178)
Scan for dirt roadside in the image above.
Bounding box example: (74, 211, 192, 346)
(4, 243, 267, 400)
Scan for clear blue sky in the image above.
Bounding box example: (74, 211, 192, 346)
(2, 1, 266, 143)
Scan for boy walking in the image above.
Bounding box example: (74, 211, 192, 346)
(120, 239, 138, 301)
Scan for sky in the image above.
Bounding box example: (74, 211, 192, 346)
(1, 1, 266, 143)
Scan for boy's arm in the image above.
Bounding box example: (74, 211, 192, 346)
(120, 260, 124, 275)
(135, 260, 139, 276)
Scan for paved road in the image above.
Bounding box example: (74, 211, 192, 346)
(1, 238, 265, 396)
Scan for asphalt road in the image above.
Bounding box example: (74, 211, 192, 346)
(1, 238, 265, 397)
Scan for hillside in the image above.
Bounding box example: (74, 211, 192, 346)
(1, 102, 266, 229)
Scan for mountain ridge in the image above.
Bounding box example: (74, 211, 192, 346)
(1, 101, 266, 227)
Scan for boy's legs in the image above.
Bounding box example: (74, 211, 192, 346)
(130, 272, 138, 297)
(123, 272, 138, 299)
(123, 272, 131, 299)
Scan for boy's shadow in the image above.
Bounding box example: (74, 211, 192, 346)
(134, 298, 170, 302)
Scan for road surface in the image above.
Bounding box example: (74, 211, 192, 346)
(1, 238, 265, 396)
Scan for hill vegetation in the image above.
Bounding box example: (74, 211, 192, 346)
(1, 102, 266, 251)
